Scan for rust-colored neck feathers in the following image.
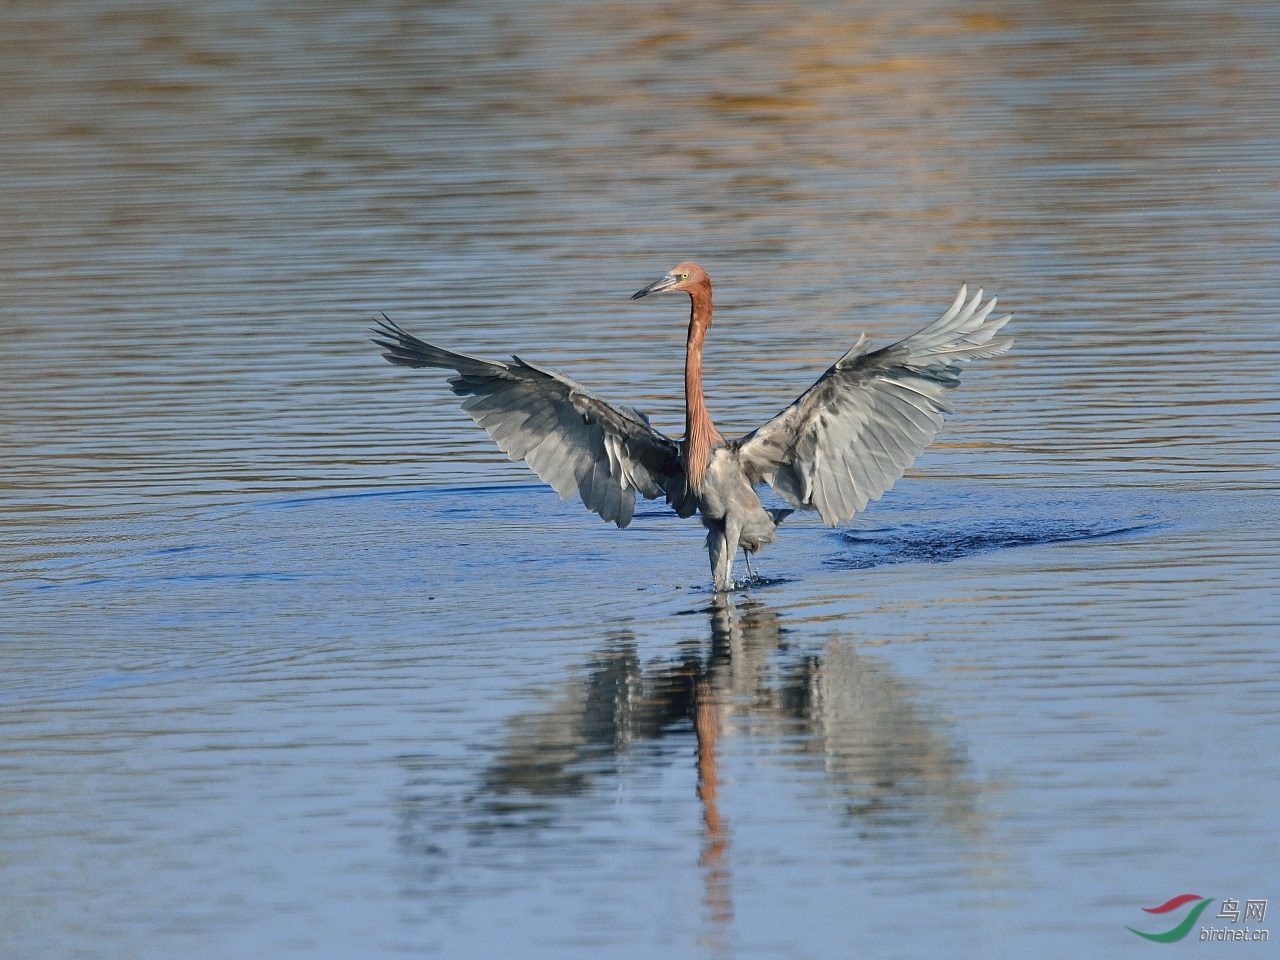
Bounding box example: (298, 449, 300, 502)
(683, 279, 723, 489)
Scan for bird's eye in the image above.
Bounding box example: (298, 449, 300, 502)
(680, 272, 689, 280)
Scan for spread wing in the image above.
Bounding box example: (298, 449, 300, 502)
(734, 286, 1013, 526)
(372, 317, 695, 526)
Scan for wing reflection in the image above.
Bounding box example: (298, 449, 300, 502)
(782, 640, 975, 828)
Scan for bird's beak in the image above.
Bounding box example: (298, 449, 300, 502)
(631, 273, 679, 299)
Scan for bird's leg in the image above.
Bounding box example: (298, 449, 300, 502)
(722, 516, 745, 590)
(741, 547, 755, 581)
(707, 524, 731, 592)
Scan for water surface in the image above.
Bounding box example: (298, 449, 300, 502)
(2, 2, 1278, 957)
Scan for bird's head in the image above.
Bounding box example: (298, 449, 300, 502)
(631, 261, 710, 300)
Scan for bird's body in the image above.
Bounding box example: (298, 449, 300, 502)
(695, 444, 793, 587)
(373, 262, 1012, 591)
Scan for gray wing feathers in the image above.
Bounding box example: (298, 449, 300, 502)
(372, 317, 693, 527)
(893, 284, 1013, 362)
(736, 286, 1012, 527)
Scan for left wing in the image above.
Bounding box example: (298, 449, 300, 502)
(734, 286, 1013, 526)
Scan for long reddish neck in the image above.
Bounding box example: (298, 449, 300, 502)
(684, 284, 723, 488)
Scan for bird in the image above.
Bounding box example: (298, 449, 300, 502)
(372, 262, 1012, 591)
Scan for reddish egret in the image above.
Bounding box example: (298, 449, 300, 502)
(372, 262, 1012, 590)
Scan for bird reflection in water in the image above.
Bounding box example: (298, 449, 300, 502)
(398, 599, 985, 942)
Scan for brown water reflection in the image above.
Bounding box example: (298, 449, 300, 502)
(2, 0, 1276, 517)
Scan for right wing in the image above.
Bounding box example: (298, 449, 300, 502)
(372, 316, 695, 526)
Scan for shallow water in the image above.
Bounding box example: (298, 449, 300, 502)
(2, 2, 1278, 957)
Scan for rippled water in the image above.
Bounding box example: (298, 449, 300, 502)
(2, 2, 1278, 958)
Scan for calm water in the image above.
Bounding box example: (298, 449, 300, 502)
(2, 1, 1278, 957)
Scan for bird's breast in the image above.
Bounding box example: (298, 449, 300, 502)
(694, 446, 759, 521)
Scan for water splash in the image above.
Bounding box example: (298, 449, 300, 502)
(827, 486, 1166, 570)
